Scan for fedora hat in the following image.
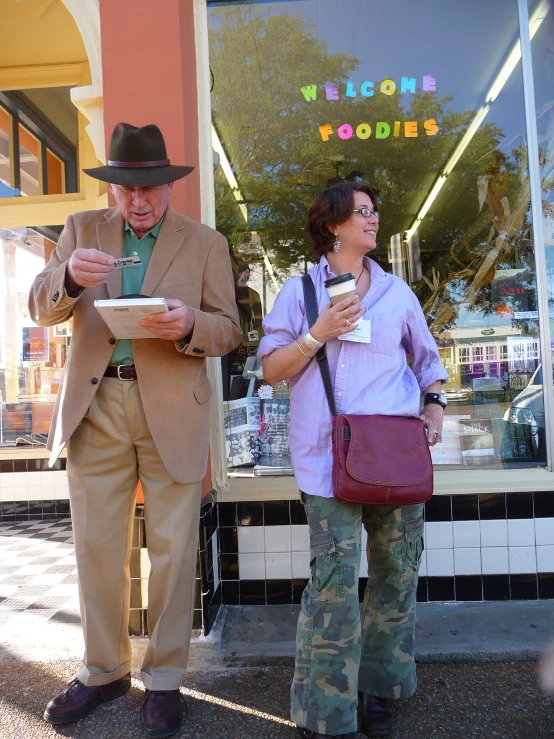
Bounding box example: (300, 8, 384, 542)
(83, 122, 194, 186)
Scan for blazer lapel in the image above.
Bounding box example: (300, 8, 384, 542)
(141, 206, 188, 297)
(96, 207, 124, 299)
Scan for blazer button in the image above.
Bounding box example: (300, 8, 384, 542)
(91, 377, 98, 384)
(109, 338, 116, 345)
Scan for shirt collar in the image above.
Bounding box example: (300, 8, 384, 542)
(124, 211, 166, 239)
(318, 254, 387, 284)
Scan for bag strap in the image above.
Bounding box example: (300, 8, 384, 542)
(301, 274, 338, 418)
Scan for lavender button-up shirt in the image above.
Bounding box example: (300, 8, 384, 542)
(258, 256, 449, 498)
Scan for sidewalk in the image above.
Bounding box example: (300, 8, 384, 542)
(2, 520, 554, 737)
(210, 600, 554, 667)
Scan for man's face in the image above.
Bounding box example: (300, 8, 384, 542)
(109, 182, 174, 237)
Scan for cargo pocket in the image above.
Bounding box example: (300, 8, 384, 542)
(401, 514, 424, 582)
(309, 530, 344, 604)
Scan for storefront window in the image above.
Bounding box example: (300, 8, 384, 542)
(0, 105, 13, 196)
(0, 227, 65, 450)
(527, 0, 554, 468)
(46, 149, 64, 195)
(19, 124, 41, 196)
(209, 0, 550, 473)
(0, 89, 77, 198)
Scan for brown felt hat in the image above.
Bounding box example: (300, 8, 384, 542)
(83, 122, 194, 186)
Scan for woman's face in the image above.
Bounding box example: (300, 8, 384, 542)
(333, 191, 379, 253)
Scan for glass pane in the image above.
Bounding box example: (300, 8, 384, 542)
(19, 124, 41, 196)
(46, 148, 64, 195)
(210, 0, 547, 472)
(528, 0, 554, 467)
(0, 105, 13, 196)
(0, 228, 67, 449)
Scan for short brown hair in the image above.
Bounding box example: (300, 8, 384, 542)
(305, 182, 378, 257)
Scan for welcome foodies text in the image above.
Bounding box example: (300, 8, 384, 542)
(300, 75, 439, 142)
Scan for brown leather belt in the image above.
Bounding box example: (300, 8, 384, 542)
(104, 364, 137, 381)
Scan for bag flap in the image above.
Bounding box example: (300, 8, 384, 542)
(340, 415, 432, 486)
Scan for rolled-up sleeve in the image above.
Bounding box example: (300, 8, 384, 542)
(258, 277, 305, 359)
(402, 291, 449, 391)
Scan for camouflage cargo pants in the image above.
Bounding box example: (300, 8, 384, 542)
(291, 493, 424, 735)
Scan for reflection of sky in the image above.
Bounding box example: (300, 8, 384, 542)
(0, 182, 19, 197)
(210, 0, 528, 149)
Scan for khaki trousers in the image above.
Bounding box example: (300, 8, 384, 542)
(67, 377, 202, 691)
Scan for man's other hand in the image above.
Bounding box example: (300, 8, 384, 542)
(138, 298, 195, 341)
(67, 249, 115, 290)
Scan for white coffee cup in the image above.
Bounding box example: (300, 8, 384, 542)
(324, 273, 361, 325)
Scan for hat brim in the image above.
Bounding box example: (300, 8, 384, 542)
(82, 164, 194, 186)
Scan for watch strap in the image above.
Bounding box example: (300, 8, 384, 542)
(424, 392, 446, 408)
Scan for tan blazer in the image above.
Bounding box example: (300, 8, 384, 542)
(28, 205, 242, 483)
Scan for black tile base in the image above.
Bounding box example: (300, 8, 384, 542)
(510, 574, 538, 600)
(455, 575, 483, 601)
(428, 576, 455, 601)
(482, 574, 510, 600)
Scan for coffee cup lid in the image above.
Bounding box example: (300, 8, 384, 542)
(324, 273, 355, 289)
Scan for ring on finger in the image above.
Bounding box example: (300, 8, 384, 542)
(346, 319, 351, 326)
(433, 429, 439, 435)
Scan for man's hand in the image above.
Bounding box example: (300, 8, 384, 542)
(67, 248, 115, 290)
(419, 403, 444, 447)
(138, 298, 195, 341)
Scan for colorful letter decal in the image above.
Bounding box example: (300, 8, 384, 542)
(422, 75, 437, 91)
(380, 79, 396, 95)
(400, 77, 416, 94)
(346, 81, 357, 98)
(360, 81, 374, 97)
(375, 122, 391, 139)
(356, 123, 372, 139)
(304, 75, 441, 142)
(424, 118, 439, 136)
(300, 84, 317, 101)
(338, 124, 354, 140)
(319, 124, 334, 142)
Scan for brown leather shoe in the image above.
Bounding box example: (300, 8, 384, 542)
(43, 673, 131, 724)
(360, 693, 393, 737)
(141, 689, 185, 738)
(296, 728, 367, 739)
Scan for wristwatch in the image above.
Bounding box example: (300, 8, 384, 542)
(424, 392, 448, 409)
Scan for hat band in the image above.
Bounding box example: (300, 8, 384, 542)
(107, 159, 170, 168)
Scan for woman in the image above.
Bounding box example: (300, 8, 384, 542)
(258, 182, 448, 739)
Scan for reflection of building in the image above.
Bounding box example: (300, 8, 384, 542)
(4, 0, 554, 630)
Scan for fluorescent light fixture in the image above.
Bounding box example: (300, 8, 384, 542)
(211, 124, 248, 223)
(405, 0, 548, 242)
(262, 245, 279, 290)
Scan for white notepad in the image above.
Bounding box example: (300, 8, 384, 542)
(94, 298, 168, 339)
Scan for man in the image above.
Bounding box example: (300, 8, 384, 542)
(29, 122, 241, 738)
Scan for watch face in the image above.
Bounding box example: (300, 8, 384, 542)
(439, 393, 448, 407)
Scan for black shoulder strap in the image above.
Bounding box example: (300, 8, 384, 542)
(301, 274, 338, 418)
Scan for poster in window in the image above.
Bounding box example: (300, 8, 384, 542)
(459, 418, 495, 466)
(32, 402, 54, 435)
(22, 327, 49, 361)
(223, 397, 262, 467)
(1, 403, 32, 444)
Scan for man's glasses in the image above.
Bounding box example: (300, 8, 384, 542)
(353, 206, 380, 220)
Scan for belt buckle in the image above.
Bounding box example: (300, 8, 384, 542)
(117, 364, 134, 381)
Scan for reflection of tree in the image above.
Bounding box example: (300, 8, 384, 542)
(210, 5, 533, 328)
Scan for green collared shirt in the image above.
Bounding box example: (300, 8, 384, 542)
(109, 214, 165, 365)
